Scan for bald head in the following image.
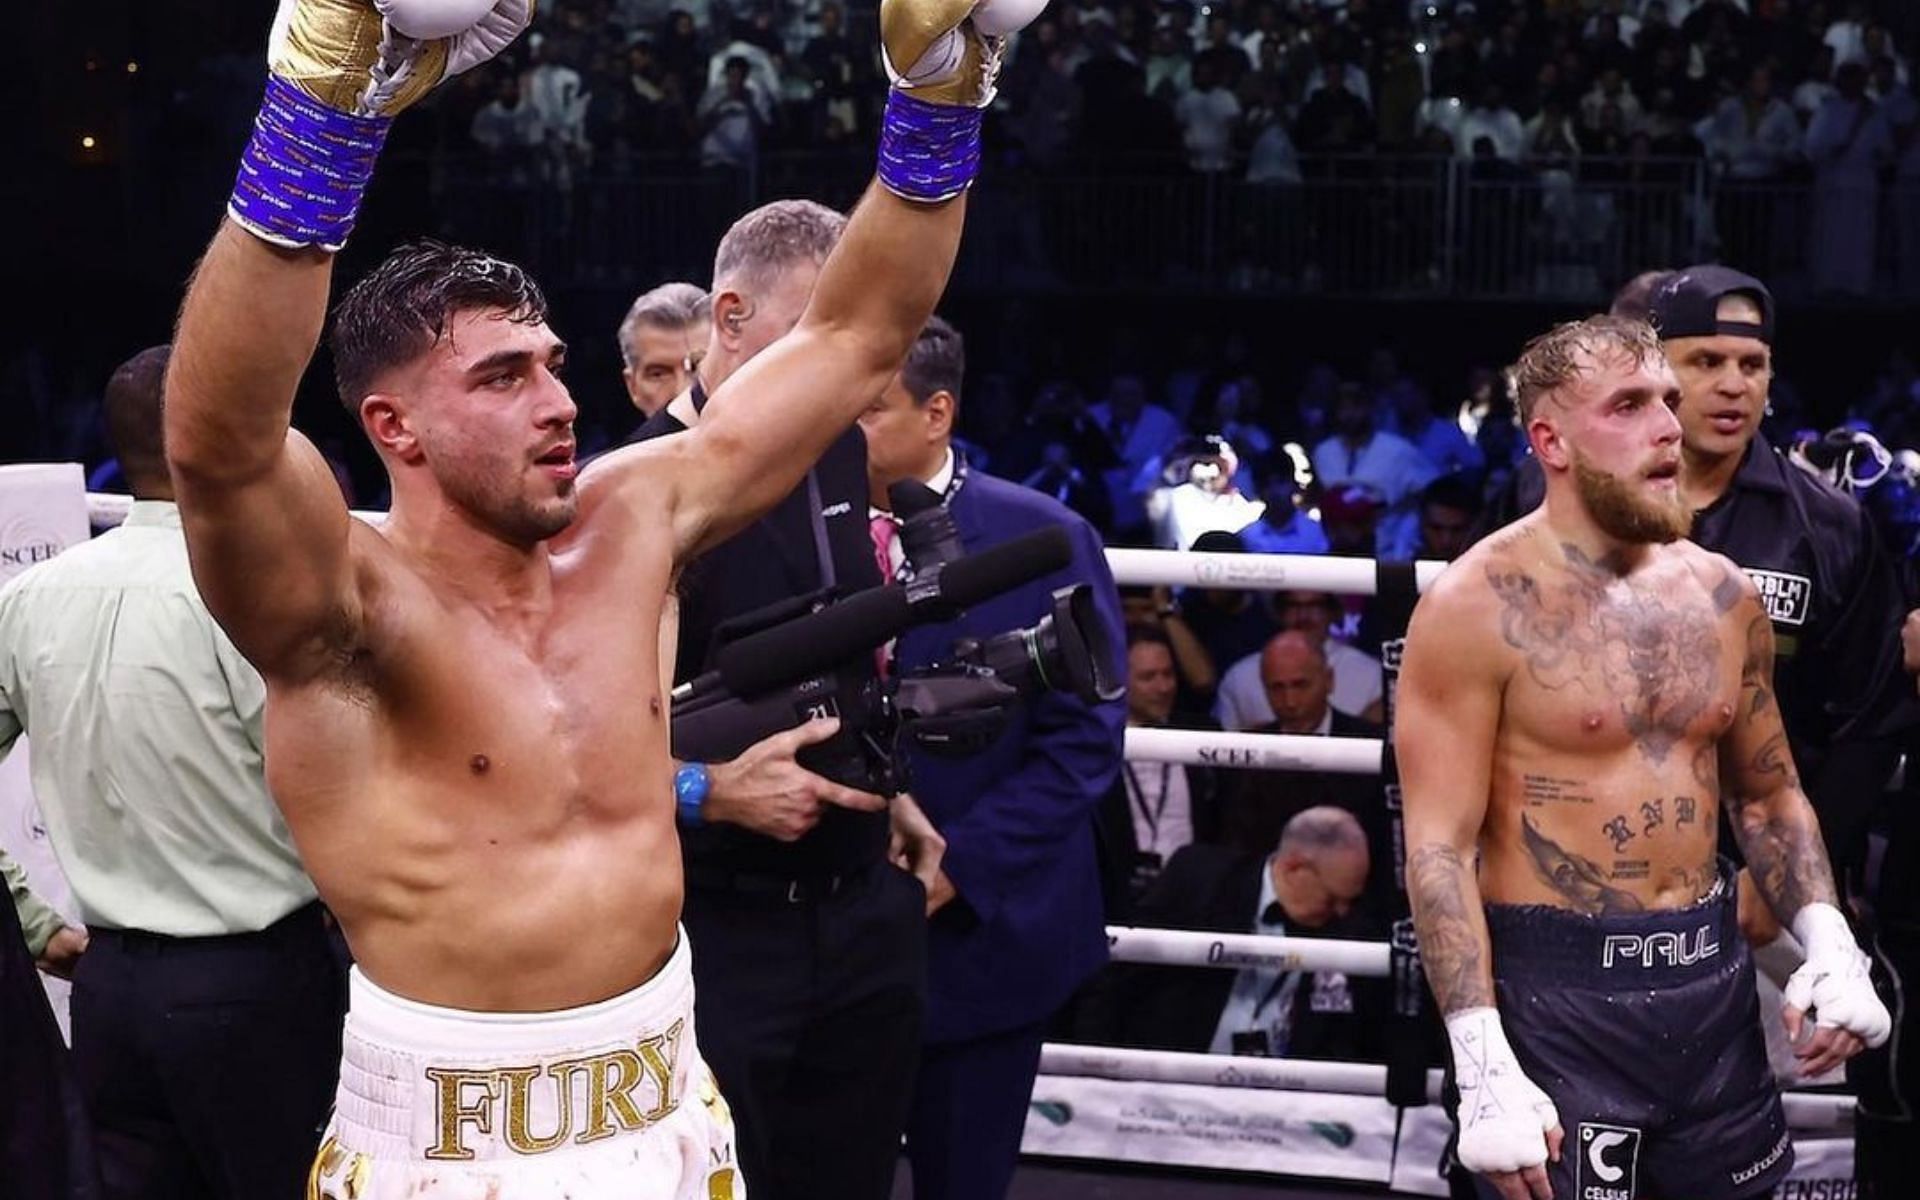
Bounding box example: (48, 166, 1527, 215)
(105, 345, 172, 498)
(1273, 806, 1370, 928)
(1260, 631, 1333, 733)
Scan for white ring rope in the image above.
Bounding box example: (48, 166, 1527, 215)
(1125, 725, 1385, 775)
(1034, 1043, 1855, 1130)
(86, 495, 1439, 598)
(1039, 1042, 1445, 1100)
(1107, 925, 1392, 977)
(1106, 546, 1447, 594)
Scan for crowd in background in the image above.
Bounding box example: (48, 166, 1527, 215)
(433, 0, 1920, 181)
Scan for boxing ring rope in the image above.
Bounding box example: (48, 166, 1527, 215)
(1105, 546, 1449, 595)
(1041, 1044, 1446, 1101)
(1106, 926, 1391, 976)
(77, 496, 1858, 1164)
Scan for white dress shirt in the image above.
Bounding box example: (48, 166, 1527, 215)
(0, 502, 314, 935)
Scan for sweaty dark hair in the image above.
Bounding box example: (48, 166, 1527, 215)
(330, 240, 549, 412)
(104, 345, 171, 493)
(901, 315, 964, 409)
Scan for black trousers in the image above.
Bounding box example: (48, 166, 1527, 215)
(683, 863, 926, 1200)
(1, 888, 99, 1200)
(71, 905, 347, 1200)
(1853, 919, 1920, 1200)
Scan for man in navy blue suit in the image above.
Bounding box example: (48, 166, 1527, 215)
(861, 317, 1127, 1200)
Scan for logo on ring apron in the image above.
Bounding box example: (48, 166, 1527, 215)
(1576, 1122, 1641, 1200)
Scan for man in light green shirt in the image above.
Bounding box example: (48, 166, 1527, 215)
(0, 346, 345, 1200)
(0, 844, 83, 975)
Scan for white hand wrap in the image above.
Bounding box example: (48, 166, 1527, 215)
(1784, 903, 1891, 1048)
(1447, 1007, 1559, 1175)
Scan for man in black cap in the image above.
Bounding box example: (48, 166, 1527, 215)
(1477, 266, 1913, 917)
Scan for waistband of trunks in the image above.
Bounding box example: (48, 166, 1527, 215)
(1485, 859, 1742, 988)
(331, 929, 696, 1163)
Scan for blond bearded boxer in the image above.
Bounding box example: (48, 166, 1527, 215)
(1397, 317, 1889, 1200)
(161, 0, 1043, 1194)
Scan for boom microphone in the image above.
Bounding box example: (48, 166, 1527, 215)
(707, 526, 1072, 697)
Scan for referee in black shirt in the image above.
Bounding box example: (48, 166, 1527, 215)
(628, 200, 941, 1200)
(1481, 266, 1913, 894)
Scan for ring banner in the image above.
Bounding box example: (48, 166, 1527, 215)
(1023, 1074, 1401, 1184)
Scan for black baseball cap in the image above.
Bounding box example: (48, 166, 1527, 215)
(1648, 265, 1774, 344)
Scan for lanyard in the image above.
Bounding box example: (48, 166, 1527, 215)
(1253, 968, 1295, 1020)
(1124, 763, 1173, 848)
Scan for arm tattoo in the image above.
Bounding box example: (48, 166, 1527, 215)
(1522, 814, 1646, 914)
(1726, 598, 1834, 920)
(1407, 843, 1496, 1013)
(1732, 801, 1837, 919)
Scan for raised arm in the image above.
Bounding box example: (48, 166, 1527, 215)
(166, 0, 529, 677)
(1396, 570, 1561, 1200)
(167, 230, 359, 679)
(1717, 565, 1889, 1073)
(662, 0, 1044, 558)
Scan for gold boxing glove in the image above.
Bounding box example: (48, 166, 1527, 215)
(230, 0, 531, 248)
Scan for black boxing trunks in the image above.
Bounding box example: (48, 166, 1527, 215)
(1474, 862, 1791, 1200)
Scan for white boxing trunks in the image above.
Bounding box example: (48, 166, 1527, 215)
(308, 931, 741, 1200)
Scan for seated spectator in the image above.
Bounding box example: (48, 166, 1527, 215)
(1119, 586, 1219, 706)
(1296, 69, 1375, 154)
(1216, 595, 1384, 731)
(1795, 45, 1840, 121)
(1090, 374, 1183, 538)
(1318, 483, 1386, 560)
(1218, 635, 1393, 902)
(523, 35, 590, 154)
(1312, 383, 1435, 559)
(1238, 468, 1329, 557)
(1457, 84, 1525, 161)
(1146, 435, 1265, 551)
(1381, 375, 1485, 479)
(1178, 530, 1281, 671)
(1523, 97, 1584, 167)
(697, 55, 771, 172)
(1175, 59, 1243, 173)
(1414, 474, 1484, 563)
(1096, 624, 1225, 917)
(1076, 808, 1387, 1061)
(1145, 25, 1193, 102)
(470, 74, 541, 155)
(1580, 67, 1644, 134)
(1702, 65, 1802, 180)
(1302, 51, 1373, 110)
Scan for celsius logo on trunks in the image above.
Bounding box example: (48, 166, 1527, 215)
(1576, 1123, 1641, 1200)
(1744, 569, 1811, 627)
(1600, 924, 1719, 969)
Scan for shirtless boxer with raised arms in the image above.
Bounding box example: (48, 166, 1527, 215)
(1396, 317, 1889, 1200)
(160, 0, 1042, 1194)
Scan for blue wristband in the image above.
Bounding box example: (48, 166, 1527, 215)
(674, 763, 710, 826)
(877, 91, 983, 203)
(228, 75, 391, 252)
